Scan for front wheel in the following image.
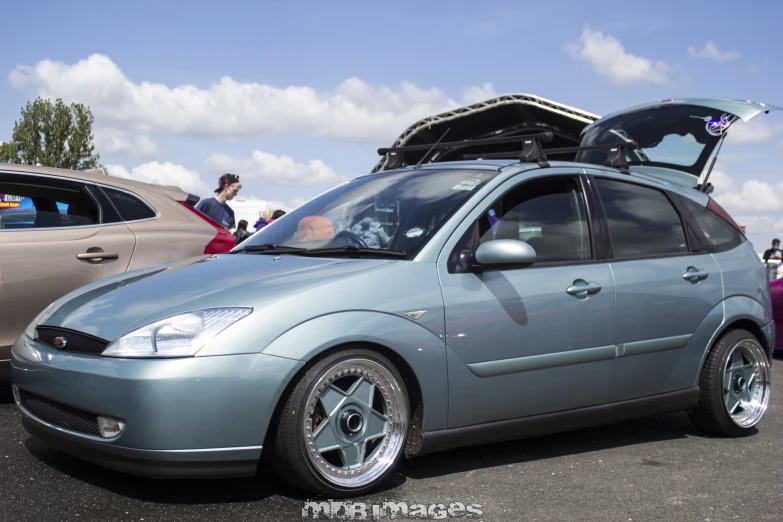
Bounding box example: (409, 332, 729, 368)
(689, 328, 771, 437)
(273, 349, 409, 497)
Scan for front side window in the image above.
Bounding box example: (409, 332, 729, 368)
(449, 176, 592, 272)
(0, 175, 99, 229)
(595, 178, 688, 258)
(240, 168, 500, 260)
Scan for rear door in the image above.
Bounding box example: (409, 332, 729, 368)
(438, 170, 617, 427)
(0, 172, 136, 351)
(587, 172, 723, 402)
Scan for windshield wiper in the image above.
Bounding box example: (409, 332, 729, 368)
(301, 246, 407, 258)
(241, 243, 308, 254)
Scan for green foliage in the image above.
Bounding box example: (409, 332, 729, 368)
(0, 97, 103, 172)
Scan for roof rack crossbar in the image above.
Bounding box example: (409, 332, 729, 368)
(463, 141, 639, 174)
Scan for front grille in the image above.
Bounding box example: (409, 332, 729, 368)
(18, 389, 100, 437)
(36, 327, 109, 355)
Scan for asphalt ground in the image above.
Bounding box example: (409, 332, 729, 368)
(1, 353, 782, 522)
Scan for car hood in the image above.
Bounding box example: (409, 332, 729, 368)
(39, 253, 395, 340)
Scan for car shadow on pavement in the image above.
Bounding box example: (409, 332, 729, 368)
(399, 411, 714, 480)
(22, 410, 703, 503)
(0, 385, 13, 404)
(22, 435, 407, 504)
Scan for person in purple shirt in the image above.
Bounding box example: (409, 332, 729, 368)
(195, 173, 242, 230)
(487, 208, 500, 237)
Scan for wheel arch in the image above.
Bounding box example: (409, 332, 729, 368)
(259, 311, 449, 460)
(696, 296, 773, 383)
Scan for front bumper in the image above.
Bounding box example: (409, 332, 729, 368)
(11, 335, 304, 478)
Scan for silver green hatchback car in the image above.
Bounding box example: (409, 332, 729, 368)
(11, 98, 781, 497)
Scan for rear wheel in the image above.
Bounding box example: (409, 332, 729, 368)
(689, 328, 771, 436)
(273, 348, 409, 497)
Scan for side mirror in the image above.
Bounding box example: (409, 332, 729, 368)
(472, 240, 536, 271)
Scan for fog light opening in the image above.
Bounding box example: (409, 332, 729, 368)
(97, 416, 125, 438)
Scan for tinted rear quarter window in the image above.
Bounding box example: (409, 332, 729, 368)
(672, 193, 745, 252)
(104, 188, 156, 221)
(595, 178, 688, 258)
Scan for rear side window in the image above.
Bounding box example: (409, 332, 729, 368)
(672, 193, 745, 252)
(595, 178, 688, 258)
(103, 188, 156, 222)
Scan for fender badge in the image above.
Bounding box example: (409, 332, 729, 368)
(404, 310, 427, 321)
(53, 336, 68, 349)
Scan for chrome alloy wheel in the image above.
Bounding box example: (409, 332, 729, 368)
(723, 339, 771, 428)
(303, 358, 408, 488)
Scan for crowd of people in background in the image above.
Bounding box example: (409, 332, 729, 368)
(194, 172, 287, 246)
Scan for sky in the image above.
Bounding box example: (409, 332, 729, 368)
(1, 0, 782, 250)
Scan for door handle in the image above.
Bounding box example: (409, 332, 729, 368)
(76, 249, 119, 262)
(566, 280, 602, 298)
(682, 267, 708, 283)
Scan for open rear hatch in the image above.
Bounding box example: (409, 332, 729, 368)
(575, 98, 783, 190)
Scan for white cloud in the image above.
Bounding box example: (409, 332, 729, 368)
(460, 82, 497, 105)
(8, 54, 493, 143)
(205, 151, 347, 186)
(105, 161, 212, 197)
(95, 127, 158, 159)
(710, 170, 783, 251)
(725, 119, 783, 144)
(711, 170, 783, 213)
(687, 41, 741, 62)
(563, 25, 672, 86)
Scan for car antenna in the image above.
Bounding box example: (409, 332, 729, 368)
(415, 128, 451, 169)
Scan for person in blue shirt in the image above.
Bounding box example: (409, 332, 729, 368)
(195, 173, 242, 230)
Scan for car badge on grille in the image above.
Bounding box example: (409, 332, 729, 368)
(53, 336, 68, 348)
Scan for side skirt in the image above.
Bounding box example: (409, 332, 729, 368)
(415, 387, 700, 456)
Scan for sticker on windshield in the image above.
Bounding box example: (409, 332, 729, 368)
(452, 179, 481, 191)
(405, 227, 424, 238)
(706, 113, 734, 136)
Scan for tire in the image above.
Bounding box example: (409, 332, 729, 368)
(689, 328, 771, 437)
(272, 348, 409, 497)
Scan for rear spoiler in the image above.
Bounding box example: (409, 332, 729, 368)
(185, 193, 200, 207)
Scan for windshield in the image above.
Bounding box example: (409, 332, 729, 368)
(238, 168, 499, 260)
(576, 104, 734, 176)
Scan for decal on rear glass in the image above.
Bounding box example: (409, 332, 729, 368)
(706, 113, 735, 137)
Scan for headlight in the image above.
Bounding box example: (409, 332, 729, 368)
(24, 300, 61, 339)
(101, 308, 252, 358)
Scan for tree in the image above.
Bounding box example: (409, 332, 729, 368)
(0, 97, 104, 172)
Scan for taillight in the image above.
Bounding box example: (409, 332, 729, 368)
(178, 201, 235, 254)
(707, 197, 742, 232)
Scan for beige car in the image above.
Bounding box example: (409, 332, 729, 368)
(0, 164, 236, 381)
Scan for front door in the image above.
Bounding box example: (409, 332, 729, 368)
(588, 173, 724, 402)
(0, 173, 136, 351)
(437, 172, 617, 428)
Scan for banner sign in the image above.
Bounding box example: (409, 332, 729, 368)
(0, 194, 22, 209)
